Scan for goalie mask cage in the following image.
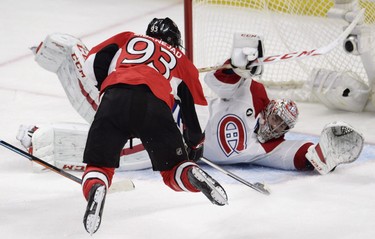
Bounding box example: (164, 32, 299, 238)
(184, 0, 375, 96)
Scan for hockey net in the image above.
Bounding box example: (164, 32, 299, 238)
(184, 0, 375, 102)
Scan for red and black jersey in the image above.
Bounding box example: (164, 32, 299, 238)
(86, 31, 207, 109)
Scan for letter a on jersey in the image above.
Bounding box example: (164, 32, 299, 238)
(217, 114, 247, 157)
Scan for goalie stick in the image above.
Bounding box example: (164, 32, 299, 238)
(200, 157, 270, 195)
(198, 8, 365, 73)
(0, 140, 134, 193)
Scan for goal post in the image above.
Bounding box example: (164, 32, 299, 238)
(184, 0, 194, 61)
(184, 0, 375, 110)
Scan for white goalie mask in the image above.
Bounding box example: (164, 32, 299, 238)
(256, 99, 299, 143)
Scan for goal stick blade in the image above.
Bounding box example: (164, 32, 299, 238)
(109, 179, 135, 193)
(200, 157, 270, 195)
(198, 8, 365, 73)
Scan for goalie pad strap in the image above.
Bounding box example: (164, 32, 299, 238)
(314, 144, 326, 164)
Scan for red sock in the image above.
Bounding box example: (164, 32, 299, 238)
(82, 165, 115, 200)
(160, 161, 199, 192)
(294, 142, 314, 171)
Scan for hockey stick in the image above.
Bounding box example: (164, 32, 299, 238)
(200, 157, 270, 195)
(0, 140, 134, 193)
(198, 8, 365, 73)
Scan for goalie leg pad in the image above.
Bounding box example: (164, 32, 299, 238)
(34, 33, 85, 73)
(30, 123, 89, 172)
(19, 123, 152, 172)
(55, 38, 99, 124)
(34, 33, 99, 123)
(309, 68, 370, 112)
(306, 121, 364, 175)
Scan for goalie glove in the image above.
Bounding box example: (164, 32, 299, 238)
(306, 121, 364, 175)
(230, 33, 264, 78)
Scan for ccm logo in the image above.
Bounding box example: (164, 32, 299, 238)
(62, 164, 86, 171)
(263, 49, 321, 62)
(240, 33, 257, 38)
(71, 44, 89, 78)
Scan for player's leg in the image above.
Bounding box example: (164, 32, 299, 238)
(81, 87, 131, 234)
(254, 140, 314, 171)
(138, 91, 228, 206)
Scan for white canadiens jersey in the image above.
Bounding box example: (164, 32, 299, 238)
(203, 71, 311, 170)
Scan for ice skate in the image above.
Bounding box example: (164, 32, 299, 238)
(188, 166, 228, 206)
(83, 184, 107, 235)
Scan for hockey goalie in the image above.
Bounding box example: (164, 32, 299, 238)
(202, 32, 365, 175)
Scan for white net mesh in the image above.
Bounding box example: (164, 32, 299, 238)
(190, 0, 375, 98)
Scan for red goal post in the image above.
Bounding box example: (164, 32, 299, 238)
(183, 0, 375, 94)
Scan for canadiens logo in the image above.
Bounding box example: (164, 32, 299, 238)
(217, 114, 247, 157)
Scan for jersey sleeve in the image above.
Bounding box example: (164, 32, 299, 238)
(177, 57, 207, 106)
(250, 80, 270, 117)
(171, 55, 207, 146)
(85, 32, 133, 90)
(176, 81, 205, 146)
(204, 59, 242, 99)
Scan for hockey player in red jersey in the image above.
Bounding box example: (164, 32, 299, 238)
(80, 18, 227, 234)
(203, 33, 364, 174)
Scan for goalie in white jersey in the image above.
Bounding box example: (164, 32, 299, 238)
(203, 33, 365, 175)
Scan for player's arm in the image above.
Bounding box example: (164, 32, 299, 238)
(84, 32, 133, 91)
(176, 82, 205, 162)
(84, 44, 120, 91)
(204, 33, 264, 99)
(203, 59, 242, 99)
(230, 33, 264, 78)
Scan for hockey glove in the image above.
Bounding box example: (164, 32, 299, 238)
(305, 121, 364, 175)
(230, 33, 264, 78)
(184, 132, 205, 162)
(186, 142, 204, 162)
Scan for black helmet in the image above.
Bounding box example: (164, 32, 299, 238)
(146, 17, 182, 48)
